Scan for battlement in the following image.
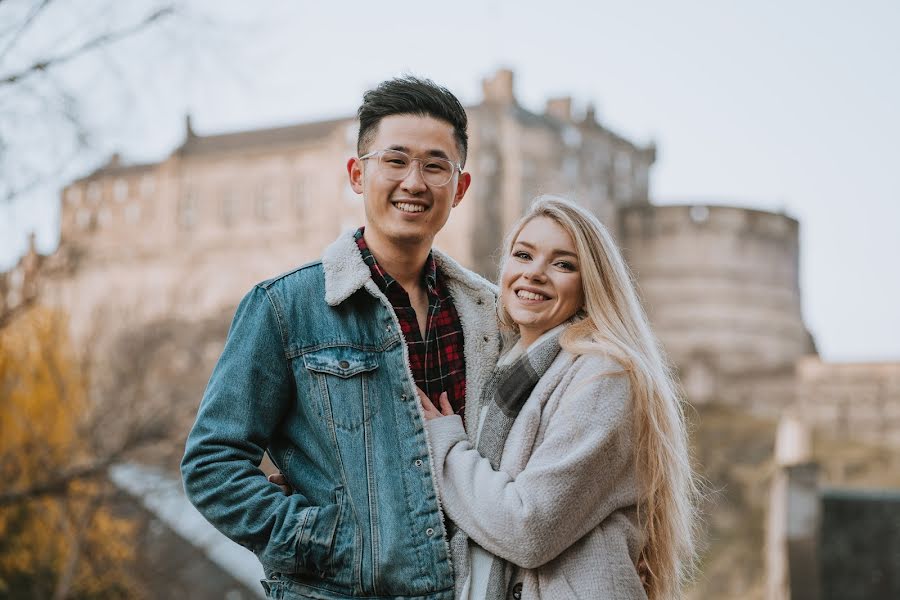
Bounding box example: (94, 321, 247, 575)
(622, 203, 799, 242)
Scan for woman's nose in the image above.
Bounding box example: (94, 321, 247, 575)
(523, 263, 547, 281)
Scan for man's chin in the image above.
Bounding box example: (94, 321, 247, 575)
(383, 223, 435, 247)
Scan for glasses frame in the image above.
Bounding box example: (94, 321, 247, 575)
(358, 148, 463, 187)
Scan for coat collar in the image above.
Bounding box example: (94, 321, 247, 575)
(322, 228, 497, 306)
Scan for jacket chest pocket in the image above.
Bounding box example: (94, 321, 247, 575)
(303, 347, 381, 432)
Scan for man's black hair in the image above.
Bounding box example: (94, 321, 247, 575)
(357, 76, 469, 167)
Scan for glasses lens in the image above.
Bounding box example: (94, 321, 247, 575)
(379, 150, 412, 178)
(378, 150, 455, 186)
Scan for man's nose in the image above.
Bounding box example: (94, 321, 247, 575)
(400, 161, 427, 193)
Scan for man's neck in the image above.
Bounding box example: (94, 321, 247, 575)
(364, 229, 432, 293)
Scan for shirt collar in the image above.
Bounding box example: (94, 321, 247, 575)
(354, 227, 439, 295)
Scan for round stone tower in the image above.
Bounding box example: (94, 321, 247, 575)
(620, 204, 814, 405)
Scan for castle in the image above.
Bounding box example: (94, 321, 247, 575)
(3, 69, 898, 446)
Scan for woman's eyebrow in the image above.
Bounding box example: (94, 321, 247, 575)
(514, 241, 578, 258)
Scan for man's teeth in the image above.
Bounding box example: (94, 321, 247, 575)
(395, 202, 425, 213)
(517, 290, 548, 301)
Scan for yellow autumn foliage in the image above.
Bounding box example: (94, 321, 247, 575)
(0, 306, 140, 598)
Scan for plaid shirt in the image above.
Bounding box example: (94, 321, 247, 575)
(355, 228, 467, 418)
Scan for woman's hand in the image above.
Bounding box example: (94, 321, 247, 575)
(416, 387, 453, 420)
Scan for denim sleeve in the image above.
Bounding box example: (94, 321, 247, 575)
(181, 285, 338, 573)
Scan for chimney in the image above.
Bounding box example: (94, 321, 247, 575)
(482, 69, 515, 105)
(584, 103, 598, 126)
(545, 97, 572, 122)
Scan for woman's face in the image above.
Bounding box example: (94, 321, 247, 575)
(501, 216, 585, 347)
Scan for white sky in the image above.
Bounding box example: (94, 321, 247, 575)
(2, 0, 899, 361)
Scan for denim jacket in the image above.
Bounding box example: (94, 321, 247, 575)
(181, 230, 500, 599)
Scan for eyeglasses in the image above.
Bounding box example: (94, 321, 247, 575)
(359, 149, 461, 187)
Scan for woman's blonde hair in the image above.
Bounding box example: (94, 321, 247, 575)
(498, 195, 699, 599)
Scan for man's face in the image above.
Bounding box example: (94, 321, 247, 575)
(348, 114, 470, 250)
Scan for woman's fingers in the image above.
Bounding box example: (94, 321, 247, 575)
(416, 386, 439, 419)
(417, 387, 455, 420)
(438, 391, 453, 416)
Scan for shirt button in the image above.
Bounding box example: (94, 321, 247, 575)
(339, 360, 350, 369)
(414, 459, 423, 467)
(512, 582, 523, 599)
(425, 528, 435, 536)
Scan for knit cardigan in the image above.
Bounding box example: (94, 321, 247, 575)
(425, 350, 647, 600)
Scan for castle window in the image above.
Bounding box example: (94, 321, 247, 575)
(222, 192, 237, 226)
(97, 208, 112, 227)
(563, 156, 579, 184)
(114, 178, 128, 202)
(140, 174, 156, 197)
(76, 209, 92, 230)
(614, 152, 632, 177)
(614, 152, 633, 201)
(125, 203, 141, 224)
(293, 179, 308, 217)
(179, 189, 197, 229)
(255, 186, 273, 221)
(87, 182, 102, 204)
(66, 187, 82, 205)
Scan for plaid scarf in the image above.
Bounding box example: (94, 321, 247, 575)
(450, 329, 563, 599)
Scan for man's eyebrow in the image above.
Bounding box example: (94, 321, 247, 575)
(386, 145, 452, 160)
(513, 240, 578, 258)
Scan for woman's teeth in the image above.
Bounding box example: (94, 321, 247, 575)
(395, 202, 425, 213)
(517, 290, 548, 301)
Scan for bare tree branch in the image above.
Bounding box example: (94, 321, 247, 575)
(0, 293, 37, 331)
(0, 5, 176, 87)
(0, 418, 168, 506)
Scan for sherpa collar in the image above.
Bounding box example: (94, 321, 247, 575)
(322, 228, 497, 306)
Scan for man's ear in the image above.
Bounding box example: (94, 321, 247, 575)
(347, 157, 364, 194)
(452, 171, 472, 208)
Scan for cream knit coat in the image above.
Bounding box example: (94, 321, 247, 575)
(425, 350, 647, 600)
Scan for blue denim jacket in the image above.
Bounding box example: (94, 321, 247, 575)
(182, 231, 500, 599)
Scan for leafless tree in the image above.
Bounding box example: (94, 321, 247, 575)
(0, 1, 186, 204)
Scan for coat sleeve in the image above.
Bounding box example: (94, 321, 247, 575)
(425, 363, 636, 569)
(181, 285, 338, 574)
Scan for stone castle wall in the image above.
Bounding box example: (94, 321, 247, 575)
(796, 356, 900, 448)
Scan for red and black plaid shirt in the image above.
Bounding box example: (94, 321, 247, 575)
(355, 228, 467, 417)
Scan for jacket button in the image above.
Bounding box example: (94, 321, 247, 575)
(339, 360, 350, 369)
(512, 582, 523, 599)
(425, 527, 434, 536)
(477, 299, 483, 305)
(414, 459, 423, 467)
(483, 335, 489, 342)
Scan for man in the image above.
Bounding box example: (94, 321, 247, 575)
(181, 76, 500, 599)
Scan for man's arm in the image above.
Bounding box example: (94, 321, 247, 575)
(181, 285, 338, 573)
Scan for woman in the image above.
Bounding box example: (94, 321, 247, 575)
(418, 196, 697, 600)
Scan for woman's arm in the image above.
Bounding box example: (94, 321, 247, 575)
(424, 363, 636, 569)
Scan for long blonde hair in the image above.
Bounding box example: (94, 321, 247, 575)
(498, 196, 699, 599)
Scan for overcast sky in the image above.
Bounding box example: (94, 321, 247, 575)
(2, 0, 898, 361)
